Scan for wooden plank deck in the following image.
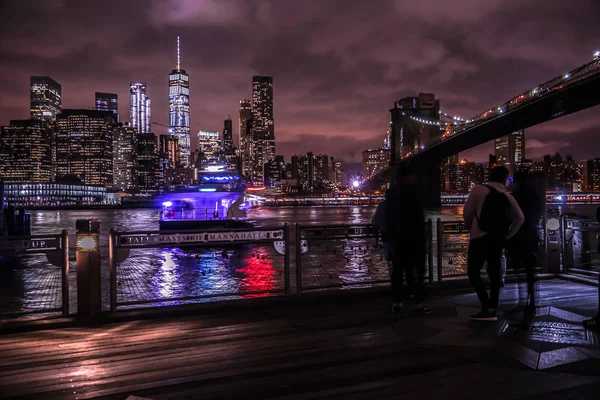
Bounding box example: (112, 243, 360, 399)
(0, 279, 599, 399)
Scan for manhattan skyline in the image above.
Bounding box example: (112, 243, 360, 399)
(0, 0, 599, 163)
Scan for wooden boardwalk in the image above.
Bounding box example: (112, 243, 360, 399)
(0, 279, 599, 399)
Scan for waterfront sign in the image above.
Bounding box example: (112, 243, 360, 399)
(117, 230, 284, 247)
(300, 226, 377, 240)
(0, 237, 61, 253)
(442, 222, 469, 234)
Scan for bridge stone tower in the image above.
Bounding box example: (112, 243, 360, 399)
(390, 93, 442, 205)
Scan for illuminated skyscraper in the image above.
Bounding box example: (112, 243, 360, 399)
(136, 133, 159, 194)
(169, 36, 191, 167)
(239, 98, 253, 177)
(494, 129, 525, 167)
(0, 120, 53, 182)
(130, 82, 151, 134)
(251, 76, 275, 184)
(196, 131, 222, 170)
(113, 123, 137, 191)
(95, 92, 119, 123)
(362, 148, 391, 178)
(55, 110, 114, 187)
(30, 76, 61, 121)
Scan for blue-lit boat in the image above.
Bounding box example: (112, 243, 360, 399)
(158, 166, 254, 231)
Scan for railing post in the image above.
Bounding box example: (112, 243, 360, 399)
(61, 229, 69, 317)
(436, 218, 443, 283)
(295, 224, 302, 295)
(109, 228, 117, 312)
(75, 219, 101, 318)
(560, 214, 567, 273)
(427, 219, 433, 284)
(283, 224, 291, 295)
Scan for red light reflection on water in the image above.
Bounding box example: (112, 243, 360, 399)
(238, 247, 277, 298)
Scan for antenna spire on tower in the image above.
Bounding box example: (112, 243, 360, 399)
(176, 36, 181, 70)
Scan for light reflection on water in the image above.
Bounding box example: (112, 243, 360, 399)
(4, 204, 598, 314)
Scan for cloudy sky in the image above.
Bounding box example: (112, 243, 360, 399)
(0, 0, 598, 163)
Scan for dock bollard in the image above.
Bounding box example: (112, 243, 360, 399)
(75, 219, 101, 317)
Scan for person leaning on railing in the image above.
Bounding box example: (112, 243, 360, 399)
(583, 207, 600, 332)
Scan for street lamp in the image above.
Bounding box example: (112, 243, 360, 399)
(352, 180, 360, 188)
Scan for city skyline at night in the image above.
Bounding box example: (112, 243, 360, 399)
(0, 1, 599, 164)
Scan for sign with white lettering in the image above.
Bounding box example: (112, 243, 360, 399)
(300, 226, 377, 240)
(566, 220, 600, 232)
(117, 230, 284, 248)
(442, 222, 469, 234)
(0, 237, 61, 253)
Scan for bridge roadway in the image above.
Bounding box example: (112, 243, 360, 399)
(406, 58, 600, 166)
(0, 279, 599, 399)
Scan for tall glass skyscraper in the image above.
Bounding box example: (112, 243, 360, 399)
(130, 82, 151, 134)
(239, 98, 253, 178)
(251, 76, 275, 184)
(95, 92, 119, 123)
(30, 76, 61, 121)
(169, 36, 191, 167)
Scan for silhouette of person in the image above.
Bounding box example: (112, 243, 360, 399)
(385, 165, 431, 316)
(464, 166, 524, 321)
(583, 206, 600, 332)
(508, 171, 542, 309)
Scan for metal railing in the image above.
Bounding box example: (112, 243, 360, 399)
(0, 230, 69, 317)
(295, 221, 434, 293)
(561, 215, 600, 278)
(435, 220, 469, 281)
(108, 225, 290, 312)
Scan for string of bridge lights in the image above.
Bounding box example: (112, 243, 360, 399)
(403, 50, 600, 130)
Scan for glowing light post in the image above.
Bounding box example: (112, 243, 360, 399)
(75, 219, 101, 318)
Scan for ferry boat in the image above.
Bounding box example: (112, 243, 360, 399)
(158, 166, 255, 231)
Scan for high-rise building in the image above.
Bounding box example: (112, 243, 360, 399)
(30, 76, 61, 121)
(239, 98, 253, 177)
(158, 134, 179, 190)
(222, 117, 238, 171)
(130, 82, 151, 134)
(95, 92, 119, 123)
(168, 36, 191, 167)
(159, 135, 179, 169)
(333, 160, 344, 187)
(113, 123, 137, 191)
(196, 131, 222, 170)
(0, 120, 53, 182)
(494, 129, 525, 167)
(291, 154, 311, 191)
(265, 155, 285, 188)
(451, 159, 487, 193)
(251, 76, 275, 183)
(362, 148, 391, 179)
(55, 110, 114, 187)
(390, 93, 441, 160)
(136, 133, 159, 194)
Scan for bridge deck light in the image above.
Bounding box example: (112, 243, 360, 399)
(595, 50, 600, 58)
(564, 73, 570, 79)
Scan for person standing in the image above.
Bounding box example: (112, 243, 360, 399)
(508, 171, 542, 309)
(385, 165, 431, 315)
(583, 206, 600, 332)
(464, 166, 524, 321)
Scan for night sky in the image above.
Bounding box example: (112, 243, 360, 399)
(1, 0, 599, 164)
